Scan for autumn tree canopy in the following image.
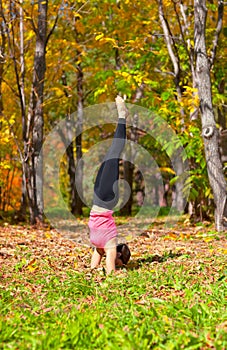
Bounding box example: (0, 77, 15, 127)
(0, 0, 226, 229)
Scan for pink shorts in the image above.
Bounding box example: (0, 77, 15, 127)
(88, 210, 117, 248)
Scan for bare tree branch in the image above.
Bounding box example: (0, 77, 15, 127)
(2, 1, 26, 126)
(179, 2, 194, 70)
(18, 2, 38, 35)
(209, 0, 224, 67)
(46, 13, 59, 46)
(178, 1, 198, 120)
(157, 0, 180, 84)
(173, 1, 188, 50)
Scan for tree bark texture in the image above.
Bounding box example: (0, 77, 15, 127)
(19, 0, 27, 219)
(0, 2, 5, 212)
(0, 0, 5, 115)
(74, 62, 84, 216)
(194, 0, 227, 231)
(26, 0, 48, 223)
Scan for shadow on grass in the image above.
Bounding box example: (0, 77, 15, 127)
(127, 251, 185, 270)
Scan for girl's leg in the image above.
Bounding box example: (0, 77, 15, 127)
(91, 239, 117, 275)
(104, 237, 117, 274)
(93, 118, 126, 209)
(93, 98, 128, 210)
(91, 248, 104, 269)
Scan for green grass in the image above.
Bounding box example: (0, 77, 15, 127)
(1, 257, 227, 349)
(0, 222, 226, 349)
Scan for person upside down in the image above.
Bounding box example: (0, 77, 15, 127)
(88, 96, 131, 275)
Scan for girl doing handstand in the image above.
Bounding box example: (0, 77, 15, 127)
(88, 96, 131, 274)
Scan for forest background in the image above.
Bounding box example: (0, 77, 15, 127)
(0, 0, 227, 231)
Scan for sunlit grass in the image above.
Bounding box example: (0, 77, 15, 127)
(1, 247, 227, 349)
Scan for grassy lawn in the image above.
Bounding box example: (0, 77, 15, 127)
(0, 221, 227, 349)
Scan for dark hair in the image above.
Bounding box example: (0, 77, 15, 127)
(117, 243, 131, 265)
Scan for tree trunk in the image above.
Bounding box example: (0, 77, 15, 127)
(0, 0, 5, 115)
(74, 63, 83, 216)
(56, 115, 77, 215)
(19, 0, 27, 219)
(194, 0, 227, 231)
(66, 118, 78, 214)
(171, 150, 186, 212)
(26, 0, 48, 224)
(0, 1, 6, 213)
(120, 160, 134, 216)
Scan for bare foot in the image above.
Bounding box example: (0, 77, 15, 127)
(115, 95, 129, 119)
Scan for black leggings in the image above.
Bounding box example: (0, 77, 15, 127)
(93, 118, 126, 210)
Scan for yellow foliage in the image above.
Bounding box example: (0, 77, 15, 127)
(183, 86, 199, 95)
(160, 167, 176, 175)
(163, 0, 173, 7)
(95, 33, 118, 47)
(95, 33, 104, 41)
(51, 87, 64, 98)
(160, 106, 170, 114)
(101, 37, 118, 47)
(73, 11, 82, 19)
(120, 71, 131, 79)
(26, 258, 38, 272)
(0, 161, 11, 170)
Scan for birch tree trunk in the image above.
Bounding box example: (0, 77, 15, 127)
(194, 0, 227, 231)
